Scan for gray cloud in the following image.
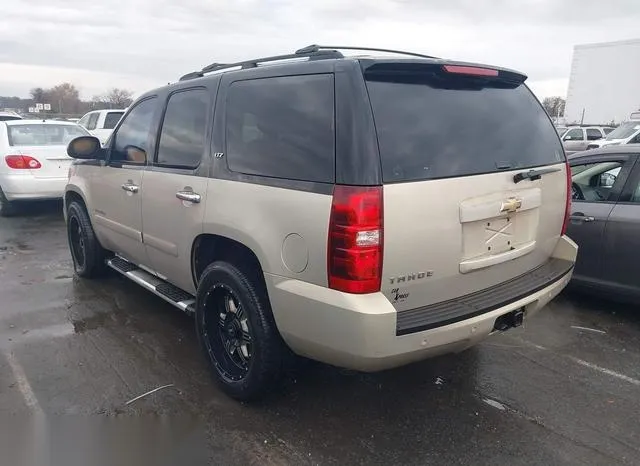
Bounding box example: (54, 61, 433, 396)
(0, 0, 639, 98)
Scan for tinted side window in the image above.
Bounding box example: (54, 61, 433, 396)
(111, 98, 157, 164)
(586, 128, 602, 141)
(103, 112, 124, 130)
(226, 74, 335, 183)
(156, 89, 208, 168)
(86, 113, 99, 130)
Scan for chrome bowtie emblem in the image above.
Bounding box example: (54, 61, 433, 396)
(500, 197, 522, 213)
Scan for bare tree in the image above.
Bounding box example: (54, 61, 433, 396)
(102, 88, 134, 108)
(542, 97, 566, 118)
(29, 87, 47, 103)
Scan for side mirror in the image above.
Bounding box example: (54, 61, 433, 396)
(67, 136, 103, 159)
(563, 135, 571, 141)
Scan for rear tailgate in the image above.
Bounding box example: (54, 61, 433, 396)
(363, 61, 567, 312)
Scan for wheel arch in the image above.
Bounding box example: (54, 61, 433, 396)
(191, 233, 267, 290)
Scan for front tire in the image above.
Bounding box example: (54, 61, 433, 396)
(0, 187, 18, 217)
(195, 261, 287, 401)
(66, 201, 108, 278)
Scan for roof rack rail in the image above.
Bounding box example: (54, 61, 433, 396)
(295, 44, 438, 59)
(179, 49, 344, 81)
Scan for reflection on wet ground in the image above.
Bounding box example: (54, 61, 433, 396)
(1, 202, 639, 465)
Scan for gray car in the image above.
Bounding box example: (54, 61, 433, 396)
(567, 145, 640, 300)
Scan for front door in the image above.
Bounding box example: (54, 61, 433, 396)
(141, 88, 212, 294)
(90, 97, 158, 267)
(563, 127, 585, 154)
(567, 155, 633, 282)
(602, 156, 640, 294)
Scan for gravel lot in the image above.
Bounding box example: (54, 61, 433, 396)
(1, 203, 639, 465)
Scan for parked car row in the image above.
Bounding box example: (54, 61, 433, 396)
(559, 114, 640, 155)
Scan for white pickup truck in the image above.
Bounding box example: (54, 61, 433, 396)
(77, 109, 125, 145)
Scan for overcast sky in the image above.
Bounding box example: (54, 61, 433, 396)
(1, 0, 639, 101)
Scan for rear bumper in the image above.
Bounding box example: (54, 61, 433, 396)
(0, 174, 66, 201)
(266, 235, 577, 372)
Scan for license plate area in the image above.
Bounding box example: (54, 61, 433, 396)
(493, 307, 525, 332)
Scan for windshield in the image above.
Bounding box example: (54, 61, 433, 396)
(606, 122, 640, 140)
(0, 115, 22, 121)
(8, 124, 90, 146)
(365, 69, 563, 182)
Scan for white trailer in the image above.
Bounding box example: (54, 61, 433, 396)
(564, 39, 640, 125)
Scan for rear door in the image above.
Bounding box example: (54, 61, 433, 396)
(601, 154, 640, 294)
(566, 154, 632, 281)
(140, 87, 212, 294)
(362, 61, 568, 310)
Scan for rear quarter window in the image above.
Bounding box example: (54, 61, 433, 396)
(364, 68, 564, 183)
(225, 74, 335, 183)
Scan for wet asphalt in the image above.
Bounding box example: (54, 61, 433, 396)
(0, 203, 639, 466)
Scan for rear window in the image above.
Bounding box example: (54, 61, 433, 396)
(7, 124, 89, 146)
(0, 116, 22, 121)
(104, 112, 124, 130)
(364, 66, 564, 182)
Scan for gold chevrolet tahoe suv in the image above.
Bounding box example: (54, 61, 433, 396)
(64, 45, 578, 400)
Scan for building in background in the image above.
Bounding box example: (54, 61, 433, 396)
(564, 39, 640, 125)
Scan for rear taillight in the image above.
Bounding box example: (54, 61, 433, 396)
(443, 65, 499, 77)
(5, 155, 41, 169)
(328, 185, 383, 294)
(562, 162, 572, 235)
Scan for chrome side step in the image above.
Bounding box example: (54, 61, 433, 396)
(107, 256, 195, 315)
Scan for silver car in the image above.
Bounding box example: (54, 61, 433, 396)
(562, 126, 615, 154)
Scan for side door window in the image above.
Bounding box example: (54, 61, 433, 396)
(110, 98, 157, 165)
(86, 113, 99, 131)
(155, 88, 208, 169)
(586, 128, 602, 141)
(564, 128, 584, 141)
(570, 161, 624, 202)
(225, 74, 335, 183)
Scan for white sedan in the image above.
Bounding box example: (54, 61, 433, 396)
(0, 119, 90, 216)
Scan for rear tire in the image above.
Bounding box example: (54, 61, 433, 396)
(66, 200, 109, 278)
(0, 187, 18, 217)
(195, 261, 287, 401)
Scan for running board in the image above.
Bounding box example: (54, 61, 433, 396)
(107, 256, 195, 315)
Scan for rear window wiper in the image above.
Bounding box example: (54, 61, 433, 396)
(513, 167, 561, 183)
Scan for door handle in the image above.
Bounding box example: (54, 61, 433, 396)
(570, 214, 595, 223)
(121, 183, 139, 193)
(176, 191, 201, 203)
